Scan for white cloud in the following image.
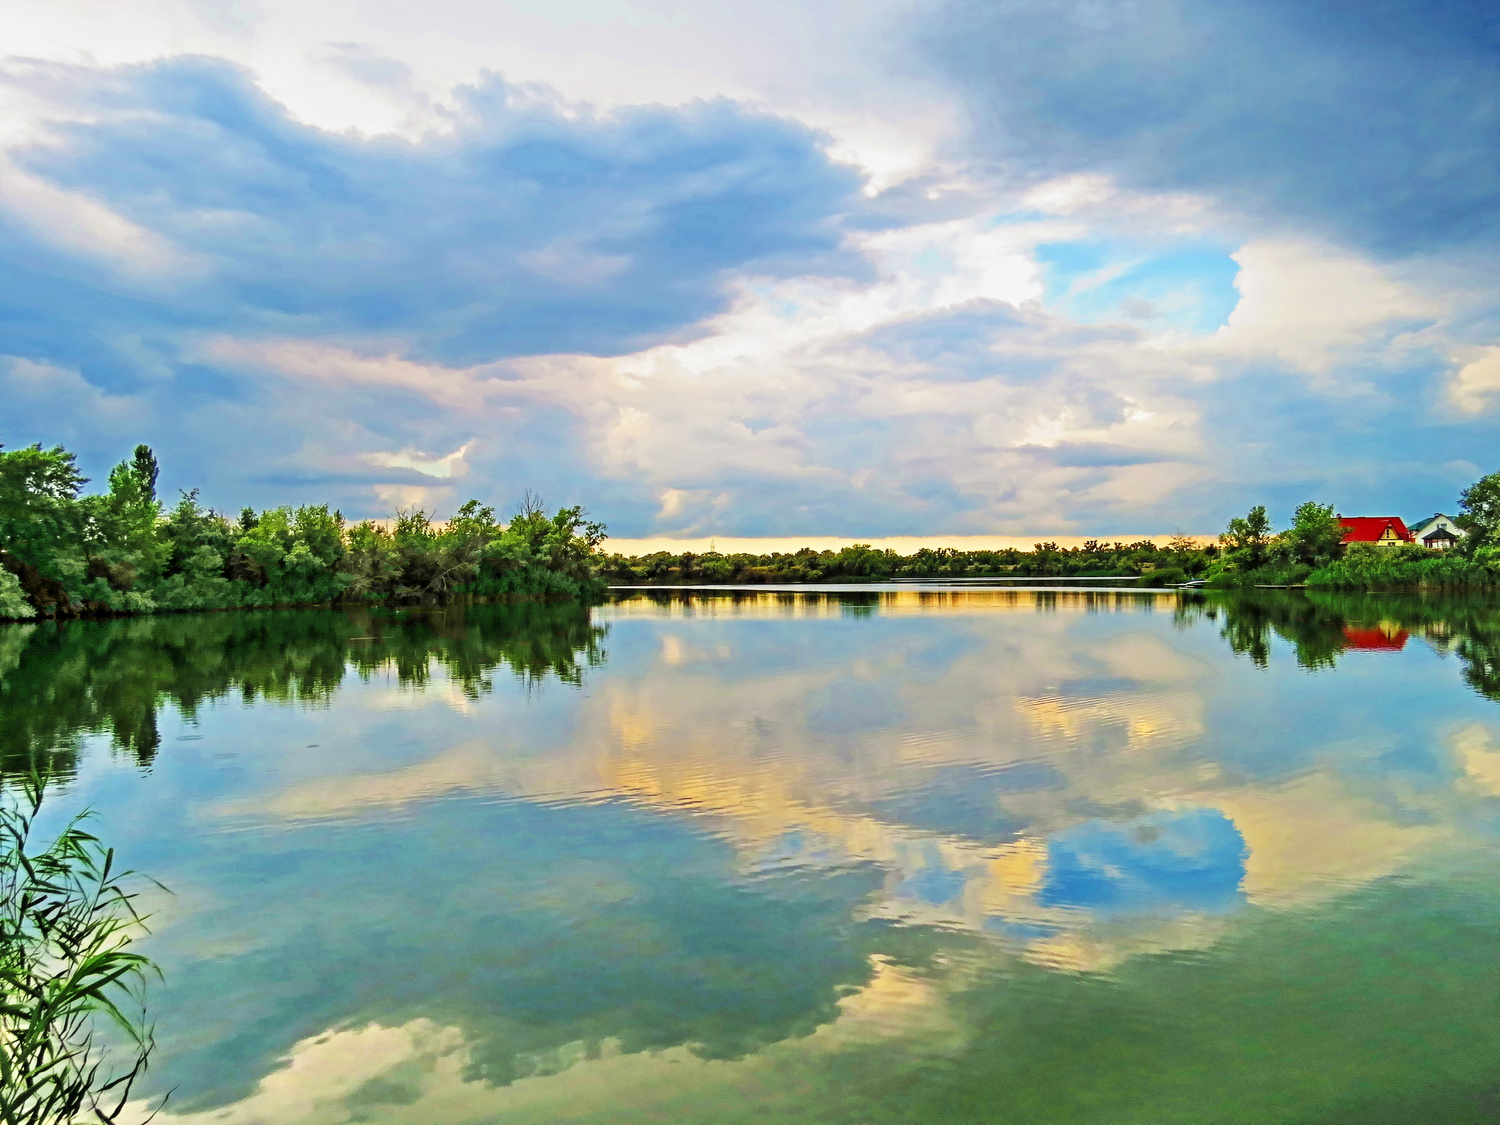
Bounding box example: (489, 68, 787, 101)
(1446, 346, 1500, 414)
(365, 441, 473, 480)
(1205, 240, 1444, 372)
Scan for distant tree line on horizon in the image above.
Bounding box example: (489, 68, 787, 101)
(598, 537, 1207, 586)
(0, 439, 607, 620)
(601, 473, 1500, 591)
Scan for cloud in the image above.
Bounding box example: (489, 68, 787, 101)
(4, 0, 958, 186)
(1447, 347, 1500, 414)
(5, 57, 865, 366)
(115, 197, 1489, 536)
(1205, 241, 1442, 372)
(365, 441, 473, 481)
(3, 12, 1498, 535)
(923, 0, 1500, 257)
(0, 55, 873, 511)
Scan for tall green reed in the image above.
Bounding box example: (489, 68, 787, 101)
(0, 777, 161, 1124)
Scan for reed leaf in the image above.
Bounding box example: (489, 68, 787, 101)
(0, 775, 162, 1124)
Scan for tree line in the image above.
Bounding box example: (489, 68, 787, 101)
(1210, 472, 1500, 588)
(601, 473, 1500, 591)
(7, 436, 1500, 618)
(0, 440, 607, 620)
(597, 538, 1208, 585)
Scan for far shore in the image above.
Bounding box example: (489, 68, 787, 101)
(602, 534, 1216, 555)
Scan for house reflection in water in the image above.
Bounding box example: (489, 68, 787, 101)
(1340, 624, 1410, 651)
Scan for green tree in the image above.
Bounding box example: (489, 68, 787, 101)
(131, 445, 159, 503)
(1220, 505, 1273, 570)
(161, 489, 235, 578)
(341, 520, 402, 597)
(1458, 471, 1500, 552)
(0, 443, 87, 585)
(234, 505, 347, 595)
(1279, 501, 1345, 566)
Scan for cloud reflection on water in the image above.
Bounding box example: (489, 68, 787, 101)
(11, 589, 1492, 1124)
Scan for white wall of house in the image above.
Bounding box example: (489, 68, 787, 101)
(1408, 514, 1466, 549)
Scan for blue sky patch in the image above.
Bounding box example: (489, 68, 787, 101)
(1035, 240, 1241, 335)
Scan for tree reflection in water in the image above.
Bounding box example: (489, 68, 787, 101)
(0, 601, 606, 781)
(1179, 590, 1500, 699)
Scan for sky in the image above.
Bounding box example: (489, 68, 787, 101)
(1, 0, 1497, 538)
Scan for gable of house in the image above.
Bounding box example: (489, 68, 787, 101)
(1338, 516, 1414, 544)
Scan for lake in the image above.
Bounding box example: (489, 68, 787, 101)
(5, 587, 1500, 1124)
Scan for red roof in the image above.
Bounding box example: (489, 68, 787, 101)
(1341, 626, 1409, 651)
(1338, 516, 1413, 544)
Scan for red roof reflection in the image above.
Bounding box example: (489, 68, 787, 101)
(1340, 626, 1409, 651)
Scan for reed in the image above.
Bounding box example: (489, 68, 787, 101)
(0, 777, 160, 1124)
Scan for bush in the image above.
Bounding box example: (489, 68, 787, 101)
(1142, 567, 1186, 586)
(1308, 544, 1500, 590)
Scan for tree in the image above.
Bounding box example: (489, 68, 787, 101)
(0, 443, 87, 585)
(162, 489, 235, 579)
(130, 445, 159, 503)
(80, 454, 168, 585)
(1458, 471, 1500, 552)
(1220, 505, 1272, 570)
(1222, 505, 1271, 550)
(1279, 501, 1344, 566)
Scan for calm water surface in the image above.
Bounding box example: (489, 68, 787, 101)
(4, 588, 1500, 1124)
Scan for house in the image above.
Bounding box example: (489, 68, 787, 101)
(1407, 513, 1466, 550)
(1337, 516, 1414, 548)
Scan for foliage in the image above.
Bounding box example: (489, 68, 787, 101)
(5, 435, 1499, 610)
(0, 438, 607, 619)
(1222, 504, 1272, 551)
(597, 483, 1496, 593)
(0, 445, 88, 591)
(1200, 496, 1499, 590)
(1457, 471, 1500, 551)
(1212, 504, 1274, 576)
(0, 571, 36, 620)
(0, 778, 158, 1125)
(1307, 543, 1500, 590)
(1277, 501, 1345, 567)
